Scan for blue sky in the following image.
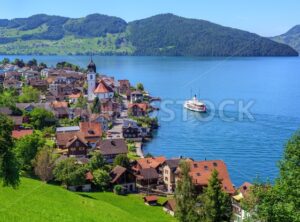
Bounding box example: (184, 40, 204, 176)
(0, 0, 299, 36)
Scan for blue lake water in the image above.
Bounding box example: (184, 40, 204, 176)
(2, 55, 300, 186)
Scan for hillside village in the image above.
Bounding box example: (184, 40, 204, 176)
(0, 57, 252, 222)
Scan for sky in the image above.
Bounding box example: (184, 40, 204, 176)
(0, 0, 299, 36)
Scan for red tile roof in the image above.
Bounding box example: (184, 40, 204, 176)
(80, 122, 102, 138)
(51, 101, 68, 108)
(137, 156, 166, 169)
(188, 160, 235, 194)
(239, 182, 252, 197)
(143, 195, 158, 202)
(12, 129, 33, 139)
(128, 103, 149, 112)
(86, 171, 94, 181)
(94, 80, 113, 94)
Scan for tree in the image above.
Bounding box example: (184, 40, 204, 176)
(88, 152, 106, 171)
(92, 169, 110, 191)
(14, 133, 45, 171)
(53, 158, 86, 186)
(245, 131, 300, 222)
(12, 58, 25, 68)
(113, 154, 130, 169)
(1, 58, 10, 65)
(175, 160, 198, 222)
(136, 83, 144, 91)
(18, 86, 40, 103)
(33, 147, 55, 182)
(201, 169, 232, 222)
(75, 94, 87, 109)
(0, 114, 19, 188)
(29, 108, 56, 130)
(91, 97, 101, 113)
(39, 62, 47, 69)
(27, 58, 37, 67)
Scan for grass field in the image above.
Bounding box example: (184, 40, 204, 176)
(0, 178, 176, 222)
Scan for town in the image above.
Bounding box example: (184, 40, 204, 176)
(0, 57, 278, 222)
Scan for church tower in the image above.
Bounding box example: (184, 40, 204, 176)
(87, 57, 96, 101)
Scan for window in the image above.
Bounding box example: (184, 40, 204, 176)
(165, 177, 168, 181)
(165, 170, 168, 175)
(90, 75, 93, 80)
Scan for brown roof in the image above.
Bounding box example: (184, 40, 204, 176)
(188, 160, 235, 194)
(143, 195, 158, 202)
(239, 182, 252, 197)
(56, 131, 83, 147)
(163, 199, 176, 211)
(137, 156, 166, 169)
(110, 165, 127, 184)
(65, 135, 88, 148)
(80, 122, 102, 138)
(94, 80, 113, 94)
(97, 139, 128, 155)
(12, 129, 33, 139)
(68, 93, 81, 99)
(138, 168, 159, 180)
(165, 159, 181, 170)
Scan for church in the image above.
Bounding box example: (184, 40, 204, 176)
(87, 59, 114, 101)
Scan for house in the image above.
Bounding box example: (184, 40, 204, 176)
(65, 134, 89, 157)
(134, 156, 166, 173)
(9, 116, 24, 129)
(96, 139, 128, 163)
(68, 93, 81, 104)
(51, 101, 69, 119)
(232, 182, 253, 222)
(143, 195, 158, 206)
(16, 103, 36, 112)
(128, 103, 149, 117)
(5, 71, 22, 80)
(162, 159, 181, 193)
(12, 129, 33, 139)
(28, 79, 48, 91)
(100, 98, 120, 117)
(118, 80, 130, 95)
(163, 199, 176, 216)
(136, 168, 159, 187)
(122, 119, 141, 139)
(68, 172, 93, 192)
(79, 122, 102, 146)
(3, 79, 22, 89)
(176, 160, 235, 195)
(110, 165, 136, 193)
(90, 113, 111, 131)
(130, 90, 144, 103)
(94, 79, 114, 100)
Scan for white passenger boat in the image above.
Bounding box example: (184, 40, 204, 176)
(184, 95, 206, 112)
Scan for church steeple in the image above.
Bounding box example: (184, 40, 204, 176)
(87, 55, 96, 73)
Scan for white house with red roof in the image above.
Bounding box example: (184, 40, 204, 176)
(87, 59, 114, 101)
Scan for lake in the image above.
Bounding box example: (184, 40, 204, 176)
(2, 55, 300, 186)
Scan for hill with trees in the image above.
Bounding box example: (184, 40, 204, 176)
(0, 13, 298, 56)
(271, 25, 300, 54)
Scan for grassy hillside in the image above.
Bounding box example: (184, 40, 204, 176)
(0, 178, 176, 222)
(128, 14, 298, 56)
(271, 25, 300, 54)
(0, 13, 298, 56)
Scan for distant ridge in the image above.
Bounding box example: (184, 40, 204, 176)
(0, 13, 297, 56)
(271, 25, 300, 54)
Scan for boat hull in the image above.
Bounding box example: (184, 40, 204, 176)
(184, 103, 207, 113)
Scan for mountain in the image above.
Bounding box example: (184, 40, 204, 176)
(271, 25, 300, 54)
(0, 13, 297, 56)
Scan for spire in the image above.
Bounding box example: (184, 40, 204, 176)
(87, 53, 96, 73)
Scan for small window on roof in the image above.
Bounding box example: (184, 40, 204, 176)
(194, 163, 198, 168)
(213, 162, 218, 167)
(204, 165, 208, 170)
(88, 130, 95, 135)
(196, 173, 201, 176)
